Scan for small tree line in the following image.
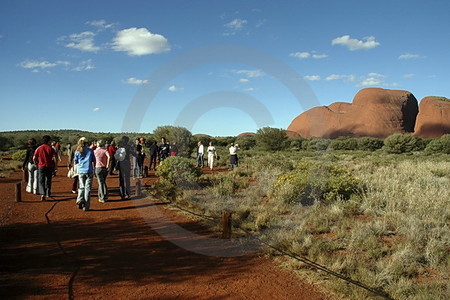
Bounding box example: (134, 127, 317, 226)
(2, 127, 450, 155)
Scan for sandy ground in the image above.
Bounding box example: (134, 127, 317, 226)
(0, 157, 331, 300)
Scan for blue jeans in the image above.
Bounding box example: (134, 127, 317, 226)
(38, 166, 53, 196)
(118, 161, 131, 198)
(77, 173, 93, 209)
(197, 154, 204, 167)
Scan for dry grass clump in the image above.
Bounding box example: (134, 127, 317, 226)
(0, 154, 22, 178)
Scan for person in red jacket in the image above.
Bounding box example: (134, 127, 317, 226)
(107, 140, 117, 175)
(33, 135, 58, 201)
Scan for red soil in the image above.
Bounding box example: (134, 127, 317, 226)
(0, 157, 331, 300)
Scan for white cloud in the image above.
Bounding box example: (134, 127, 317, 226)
(402, 73, 415, 78)
(224, 18, 247, 30)
(290, 51, 327, 59)
(73, 59, 94, 71)
(357, 73, 386, 86)
(112, 27, 170, 56)
(63, 31, 101, 52)
(304, 75, 321, 81)
(398, 53, 423, 59)
(92, 107, 101, 112)
(234, 69, 264, 78)
(86, 19, 115, 31)
(123, 77, 149, 85)
(312, 54, 328, 59)
(239, 78, 249, 83)
(332, 35, 380, 51)
(325, 74, 355, 82)
(290, 52, 311, 59)
(255, 19, 267, 28)
(223, 18, 247, 35)
(243, 87, 256, 92)
(19, 59, 70, 70)
(168, 85, 183, 92)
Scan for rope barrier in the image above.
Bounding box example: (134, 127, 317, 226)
(165, 200, 393, 300)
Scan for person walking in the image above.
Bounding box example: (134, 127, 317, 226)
(229, 142, 238, 170)
(107, 140, 117, 175)
(196, 141, 204, 168)
(139, 138, 146, 174)
(74, 137, 96, 211)
(94, 140, 110, 203)
(116, 136, 137, 200)
(132, 138, 141, 179)
(158, 137, 170, 162)
(22, 138, 38, 194)
(67, 142, 79, 193)
(149, 141, 158, 171)
(207, 142, 218, 170)
(33, 135, 57, 201)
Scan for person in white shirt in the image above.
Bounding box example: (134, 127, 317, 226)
(196, 141, 204, 168)
(229, 142, 238, 170)
(207, 142, 218, 170)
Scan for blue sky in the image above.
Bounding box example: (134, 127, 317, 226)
(1, 0, 449, 136)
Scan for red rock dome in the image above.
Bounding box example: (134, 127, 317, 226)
(414, 97, 450, 138)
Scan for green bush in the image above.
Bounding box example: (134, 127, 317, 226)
(383, 134, 425, 154)
(425, 134, 450, 154)
(329, 137, 358, 150)
(235, 136, 256, 150)
(288, 137, 306, 151)
(302, 137, 331, 151)
(11, 150, 27, 162)
(155, 156, 201, 187)
(357, 136, 384, 151)
(271, 161, 361, 205)
(255, 127, 288, 151)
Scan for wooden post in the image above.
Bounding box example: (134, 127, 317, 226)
(15, 182, 22, 202)
(221, 211, 232, 239)
(144, 166, 149, 178)
(136, 180, 141, 197)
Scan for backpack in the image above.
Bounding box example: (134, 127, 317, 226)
(114, 147, 126, 162)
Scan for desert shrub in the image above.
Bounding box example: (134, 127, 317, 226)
(206, 172, 249, 198)
(425, 134, 450, 154)
(254, 127, 288, 151)
(155, 156, 201, 187)
(383, 133, 425, 154)
(302, 137, 331, 151)
(329, 137, 358, 150)
(357, 136, 384, 151)
(271, 161, 361, 205)
(250, 153, 294, 173)
(11, 149, 27, 162)
(235, 136, 256, 150)
(288, 137, 306, 151)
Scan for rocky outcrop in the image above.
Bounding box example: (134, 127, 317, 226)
(237, 132, 256, 138)
(414, 97, 450, 138)
(287, 88, 419, 139)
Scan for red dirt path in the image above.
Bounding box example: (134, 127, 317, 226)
(0, 157, 331, 300)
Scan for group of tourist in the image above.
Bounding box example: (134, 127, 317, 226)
(23, 135, 241, 211)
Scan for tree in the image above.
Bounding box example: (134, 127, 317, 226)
(255, 127, 287, 151)
(153, 125, 192, 157)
